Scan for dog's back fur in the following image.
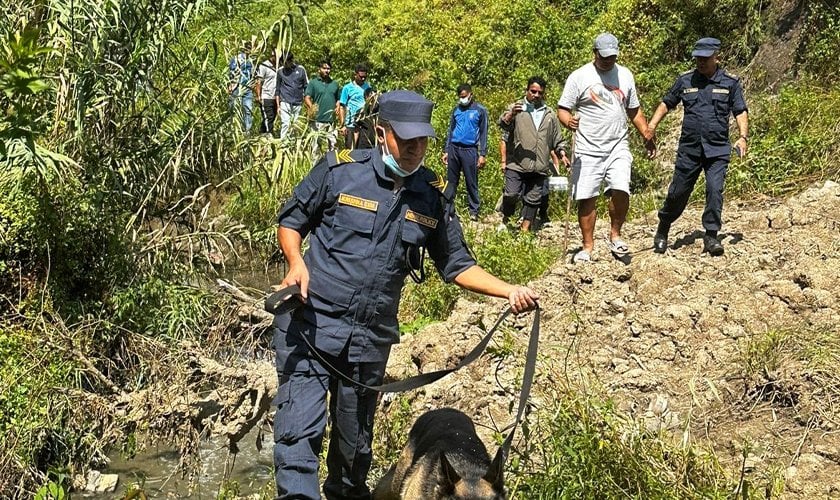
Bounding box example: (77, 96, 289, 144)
(373, 408, 506, 500)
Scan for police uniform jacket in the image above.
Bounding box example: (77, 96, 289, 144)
(662, 68, 748, 158)
(275, 149, 476, 362)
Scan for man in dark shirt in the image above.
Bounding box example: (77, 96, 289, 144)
(272, 90, 539, 499)
(276, 51, 308, 141)
(648, 37, 749, 256)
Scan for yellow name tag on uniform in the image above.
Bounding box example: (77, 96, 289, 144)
(406, 210, 438, 229)
(683, 87, 698, 93)
(338, 193, 378, 212)
(712, 88, 730, 94)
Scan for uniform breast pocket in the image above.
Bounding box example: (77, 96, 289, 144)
(681, 92, 700, 110)
(332, 205, 376, 252)
(400, 220, 432, 272)
(712, 93, 730, 117)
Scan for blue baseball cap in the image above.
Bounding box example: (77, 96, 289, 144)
(692, 37, 721, 57)
(379, 90, 437, 139)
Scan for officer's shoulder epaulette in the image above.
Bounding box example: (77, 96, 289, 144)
(326, 149, 371, 168)
(723, 70, 740, 81)
(422, 168, 450, 198)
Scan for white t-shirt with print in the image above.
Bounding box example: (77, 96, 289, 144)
(558, 62, 640, 156)
(256, 60, 278, 100)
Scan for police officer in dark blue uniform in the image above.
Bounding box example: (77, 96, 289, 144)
(272, 89, 540, 499)
(648, 37, 749, 256)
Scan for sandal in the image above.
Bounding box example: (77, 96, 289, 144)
(609, 239, 630, 257)
(573, 249, 591, 263)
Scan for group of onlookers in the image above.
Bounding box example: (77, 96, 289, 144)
(227, 43, 376, 156)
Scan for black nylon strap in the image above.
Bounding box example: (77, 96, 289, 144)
(265, 284, 540, 460)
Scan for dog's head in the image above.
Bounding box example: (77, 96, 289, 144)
(435, 450, 506, 500)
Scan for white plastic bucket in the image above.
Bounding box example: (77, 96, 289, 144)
(548, 176, 568, 192)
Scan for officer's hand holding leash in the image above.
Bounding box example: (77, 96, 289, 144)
(507, 286, 540, 314)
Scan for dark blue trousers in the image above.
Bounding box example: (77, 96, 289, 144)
(273, 321, 386, 500)
(658, 149, 729, 232)
(445, 144, 480, 217)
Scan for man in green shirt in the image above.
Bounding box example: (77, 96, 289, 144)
(304, 59, 341, 158)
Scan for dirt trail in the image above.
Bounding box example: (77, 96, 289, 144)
(384, 181, 840, 497)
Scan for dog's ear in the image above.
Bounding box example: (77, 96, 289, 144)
(440, 452, 461, 488)
(484, 447, 505, 491)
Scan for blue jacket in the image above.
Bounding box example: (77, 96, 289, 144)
(662, 68, 748, 158)
(445, 101, 489, 156)
(275, 149, 475, 362)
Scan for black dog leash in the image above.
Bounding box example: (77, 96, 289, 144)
(265, 285, 540, 460)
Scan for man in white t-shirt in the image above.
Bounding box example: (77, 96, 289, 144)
(255, 51, 279, 135)
(557, 33, 655, 263)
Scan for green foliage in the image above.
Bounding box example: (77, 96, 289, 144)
(510, 392, 735, 499)
(798, 1, 840, 80)
(728, 82, 840, 196)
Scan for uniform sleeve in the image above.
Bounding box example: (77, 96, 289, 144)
(557, 73, 578, 110)
(662, 76, 684, 110)
(730, 80, 748, 116)
(427, 210, 476, 283)
(276, 158, 332, 235)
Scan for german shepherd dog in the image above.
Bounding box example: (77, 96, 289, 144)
(373, 408, 506, 500)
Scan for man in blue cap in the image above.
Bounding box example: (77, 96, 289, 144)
(272, 89, 540, 499)
(647, 37, 749, 256)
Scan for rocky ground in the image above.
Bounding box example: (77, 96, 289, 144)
(382, 180, 840, 497)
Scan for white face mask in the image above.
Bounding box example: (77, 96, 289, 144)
(458, 96, 471, 106)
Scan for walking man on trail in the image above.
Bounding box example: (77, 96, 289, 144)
(272, 90, 539, 500)
(338, 63, 371, 149)
(304, 59, 340, 157)
(227, 41, 254, 132)
(441, 83, 489, 221)
(255, 50, 279, 135)
(276, 51, 308, 141)
(499, 76, 568, 232)
(648, 37, 749, 256)
(557, 32, 656, 263)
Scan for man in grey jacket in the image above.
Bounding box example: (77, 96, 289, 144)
(499, 76, 568, 232)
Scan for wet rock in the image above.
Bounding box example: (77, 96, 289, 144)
(85, 470, 119, 492)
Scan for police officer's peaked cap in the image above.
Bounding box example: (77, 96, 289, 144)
(692, 38, 721, 57)
(379, 90, 437, 140)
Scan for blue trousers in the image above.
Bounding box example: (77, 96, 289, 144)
(658, 149, 728, 232)
(273, 324, 386, 500)
(444, 144, 480, 217)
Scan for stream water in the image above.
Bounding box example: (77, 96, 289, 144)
(84, 262, 285, 498)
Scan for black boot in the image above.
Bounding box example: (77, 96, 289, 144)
(653, 222, 669, 254)
(703, 234, 724, 256)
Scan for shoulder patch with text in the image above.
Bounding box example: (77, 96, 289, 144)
(338, 193, 378, 212)
(683, 87, 699, 94)
(405, 209, 438, 229)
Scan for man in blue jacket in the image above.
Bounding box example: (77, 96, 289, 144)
(441, 83, 489, 221)
(272, 90, 539, 499)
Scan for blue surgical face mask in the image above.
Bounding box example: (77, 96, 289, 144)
(381, 141, 416, 178)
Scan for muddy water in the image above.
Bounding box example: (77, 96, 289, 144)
(82, 426, 275, 498)
(83, 263, 287, 498)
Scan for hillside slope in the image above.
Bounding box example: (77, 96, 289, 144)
(383, 180, 839, 497)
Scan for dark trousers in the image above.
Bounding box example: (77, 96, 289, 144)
(444, 144, 480, 217)
(260, 99, 278, 134)
(273, 327, 386, 500)
(658, 149, 729, 232)
(502, 170, 545, 223)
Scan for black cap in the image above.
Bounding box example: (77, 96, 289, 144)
(692, 38, 721, 57)
(379, 90, 436, 139)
